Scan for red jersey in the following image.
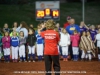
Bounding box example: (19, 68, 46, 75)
(41, 30, 60, 55)
(64, 22, 70, 28)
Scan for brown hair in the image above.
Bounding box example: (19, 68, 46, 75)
(45, 19, 55, 30)
(20, 21, 29, 30)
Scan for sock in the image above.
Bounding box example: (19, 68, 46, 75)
(20, 57, 22, 61)
(28, 54, 31, 60)
(65, 55, 67, 58)
(73, 55, 75, 61)
(32, 54, 35, 60)
(63, 55, 66, 58)
(98, 54, 100, 60)
(38, 56, 41, 61)
(40, 56, 42, 61)
(7, 55, 10, 62)
(23, 57, 26, 61)
(4, 56, 7, 62)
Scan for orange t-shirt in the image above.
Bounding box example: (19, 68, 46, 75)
(41, 30, 60, 55)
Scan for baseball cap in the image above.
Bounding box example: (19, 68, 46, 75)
(67, 16, 71, 20)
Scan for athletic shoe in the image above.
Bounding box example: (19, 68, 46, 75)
(33, 60, 35, 62)
(28, 60, 31, 62)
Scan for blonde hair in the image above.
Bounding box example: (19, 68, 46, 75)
(61, 28, 67, 34)
(45, 19, 55, 30)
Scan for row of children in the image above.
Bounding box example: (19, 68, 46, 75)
(0, 20, 100, 63)
(0, 26, 44, 63)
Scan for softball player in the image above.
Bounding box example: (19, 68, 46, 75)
(19, 31, 26, 62)
(11, 31, 19, 62)
(59, 28, 70, 61)
(27, 28, 36, 62)
(70, 30, 80, 61)
(2, 32, 11, 63)
(36, 30, 44, 61)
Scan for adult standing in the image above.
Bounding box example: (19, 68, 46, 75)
(66, 18, 80, 59)
(63, 16, 71, 28)
(16, 21, 28, 38)
(40, 20, 60, 75)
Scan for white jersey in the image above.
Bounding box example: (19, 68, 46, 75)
(96, 33, 100, 47)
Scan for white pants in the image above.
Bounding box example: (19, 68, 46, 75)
(12, 46, 19, 59)
(98, 54, 100, 60)
(37, 44, 43, 56)
(81, 50, 92, 60)
(28, 46, 35, 54)
(72, 47, 79, 55)
(19, 45, 25, 57)
(3, 48, 10, 56)
(62, 46, 68, 55)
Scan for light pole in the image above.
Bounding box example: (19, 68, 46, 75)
(82, 0, 85, 22)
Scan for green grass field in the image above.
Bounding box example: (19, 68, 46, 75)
(0, 2, 100, 28)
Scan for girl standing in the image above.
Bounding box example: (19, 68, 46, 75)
(11, 31, 19, 62)
(2, 32, 11, 63)
(79, 31, 95, 61)
(27, 28, 36, 62)
(70, 30, 80, 61)
(59, 28, 70, 61)
(95, 29, 100, 61)
(19, 31, 26, 62)
(3, 23, 10, 33)
(36, 26, 44, 61)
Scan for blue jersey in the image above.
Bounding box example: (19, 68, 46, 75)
(11, 37, 19, 47)
(66, 24, 80, 35)
(36, 34, 44, 44)
(90, 29, 97, 41)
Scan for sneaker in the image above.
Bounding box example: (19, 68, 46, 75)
(28, 60, 31, 62)
(15, 60, 17, 62)
(33, 60, 35, 62)
(65, 58, 68, 61)
(24, 60, 27, 62)
(19, 61, 22, 62)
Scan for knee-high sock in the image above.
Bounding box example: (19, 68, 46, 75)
(98, 54, 100, 60)
(32, 54, 35, 60)
(28, 54, 31, 60)
(4, 55, 7, 61)
(7, 55, 10, 61)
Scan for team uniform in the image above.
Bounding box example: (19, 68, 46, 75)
(70, 34, 80, 61)
(11, 36, 19, 62)
(41, 30, 60, 75)
(19, 37, 26, 62)
(59, 32, 70, 60)
(0, 35, 2, 61)
(2, 36, 11, 62)
(27, 34, 36, 62)
(96, 33, 100, 61)
(36, 34, 44, 61)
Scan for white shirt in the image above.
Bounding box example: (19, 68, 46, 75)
(96, 33, 100, 47)
(16, 26, 28, 38)
(59, 32, 70, 46)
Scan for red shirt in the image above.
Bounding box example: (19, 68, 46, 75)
(64, 22, 70, 28)
(41, 30, 60, 55)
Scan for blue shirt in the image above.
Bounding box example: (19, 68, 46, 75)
(11, 37, 19, 47)
(66, 24, 80, 35)
(36, 34, 44, 44)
